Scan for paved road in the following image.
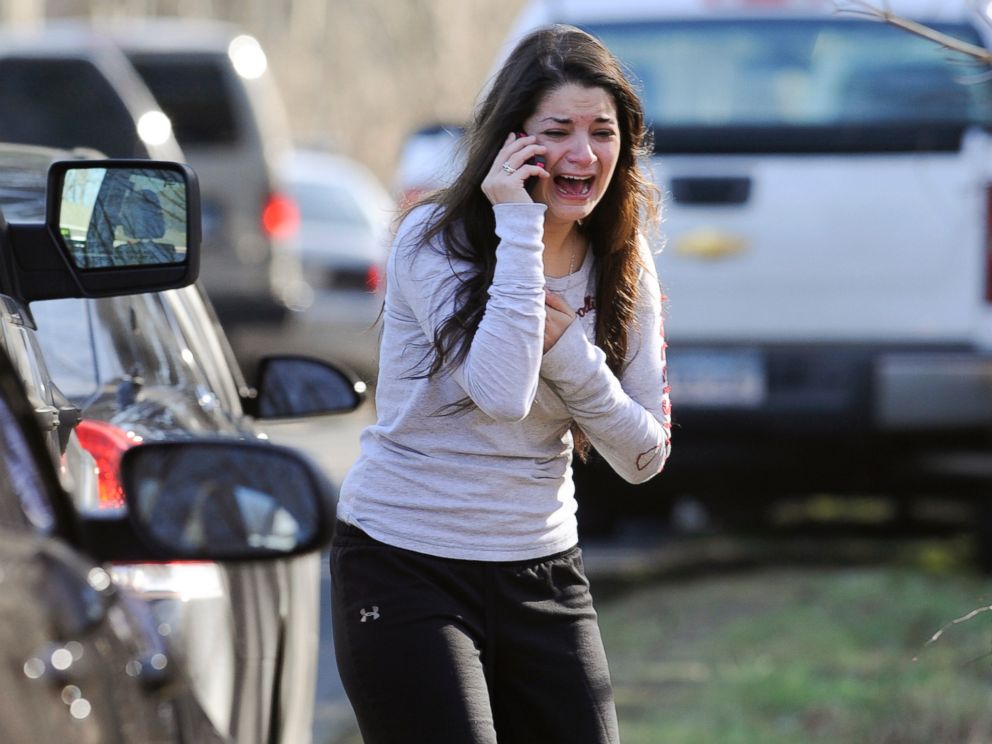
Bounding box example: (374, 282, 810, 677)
(263, 401, 372, 744)
(312, 562, 354, 744)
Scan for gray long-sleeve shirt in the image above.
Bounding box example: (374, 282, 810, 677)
(336, 202, 671, 561)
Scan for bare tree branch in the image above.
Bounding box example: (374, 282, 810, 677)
(837, 1, 992, 63)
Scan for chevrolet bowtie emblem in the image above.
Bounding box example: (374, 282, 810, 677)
(675, 229, 747, 259)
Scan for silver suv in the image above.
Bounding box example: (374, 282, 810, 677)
(109, 19, 305, 333)
(0, 22, 182, 161)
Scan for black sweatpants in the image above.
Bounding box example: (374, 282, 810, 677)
(330, 521, 621, 744)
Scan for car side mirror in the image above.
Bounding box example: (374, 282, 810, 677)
(7, 159, 200, 302)
(121, 440, 334, 560)
(247, 355, 366, 420)
(77, 439, 336, 563)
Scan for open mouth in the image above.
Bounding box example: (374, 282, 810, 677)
(554, 174, 593, 197)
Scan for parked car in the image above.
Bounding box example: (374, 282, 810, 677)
(0, 334, 337, 744)
(0, 143, 364, 744)
(33, 286, 362, 744)
(106, 18, 306, 334)
(0, 21, 183, 160)
(280, 148, 394, 381)
(0, 149, 197, 465)
(0, 142, 226, 742)
(493, 0, 992, 536)
(392, 122, 466, 208)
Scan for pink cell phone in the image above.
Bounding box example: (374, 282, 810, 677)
(515, 131, 545, 191)
(515, 131, 547, 169)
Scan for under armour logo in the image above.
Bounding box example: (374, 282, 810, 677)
(360, 606, 380, 622)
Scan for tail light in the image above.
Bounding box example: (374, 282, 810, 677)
(986, 185, 992, 303)
(74, 420, 142, 511)
(366, 264, 382, 293)
(75, 421, 223, 591)
(261, 192, 300, 240)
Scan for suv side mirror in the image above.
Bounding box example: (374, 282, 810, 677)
(246, 355, 366, 420)
(6, 159, 200, 302)
(77, 439, 336, 563)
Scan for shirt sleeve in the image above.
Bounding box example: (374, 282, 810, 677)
(540, 241, 672, 483)
(389, 203, 548, 422)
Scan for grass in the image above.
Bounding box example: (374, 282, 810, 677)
(324, 535, 992, 744)
(599, 556, 992, 744)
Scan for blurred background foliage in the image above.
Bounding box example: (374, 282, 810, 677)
(1, 0, 525, 181)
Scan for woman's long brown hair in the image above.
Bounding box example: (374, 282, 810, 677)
(406, 25, 659, 458)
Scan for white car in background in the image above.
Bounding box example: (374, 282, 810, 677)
(282, 148, 395, 382)
(500, 0, 992, 543)
(392, 122, 466, 208)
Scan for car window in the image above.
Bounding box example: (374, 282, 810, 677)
(586, 19, 992, 151)
(293, 182, 372, 230)
(0, 392, 55, 533)
(0, 156, 49, 222)
(128, 54, 240, 145)
(33, 295, 193, 405)
(0, 58, 141, 157)
(162, 287, 244, 414)
(33, 289, 246, 421)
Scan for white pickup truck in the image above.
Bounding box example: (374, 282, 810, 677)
(497, 0, 992, 543)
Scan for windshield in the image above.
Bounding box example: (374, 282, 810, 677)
(586, 18, 992, 152)
(0, 58, 143, 157)
(128, 54, 240, 146)
(294, 182, 372, 230)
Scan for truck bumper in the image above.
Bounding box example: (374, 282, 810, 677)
(875, 351, 992, 430)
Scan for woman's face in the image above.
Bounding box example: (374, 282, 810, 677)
(521, 83, 621, 230)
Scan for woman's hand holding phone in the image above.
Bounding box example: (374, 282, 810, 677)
(516, 131, 548, 187)
(482, 132, 548, 205)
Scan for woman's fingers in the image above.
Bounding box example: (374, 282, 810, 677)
(543, 290, 575, 352)
(481, 134, 548, 205)
(544, 290, 575, 317)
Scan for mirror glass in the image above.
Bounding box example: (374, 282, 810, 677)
(257, 357, 362, 419)
(59, 166, 188, 269)
(124, 443, 322, 557)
